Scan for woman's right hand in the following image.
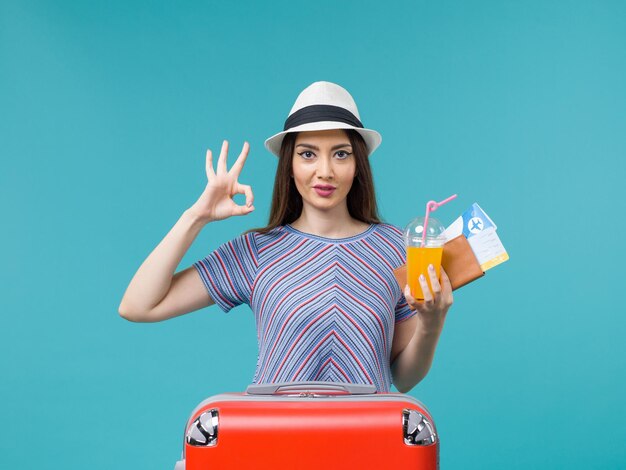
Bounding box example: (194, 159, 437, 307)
(188, 140, 255, 224)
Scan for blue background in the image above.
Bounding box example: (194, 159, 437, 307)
(1, 1, 625, 468)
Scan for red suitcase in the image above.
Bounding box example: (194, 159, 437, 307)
(173, 381, 439, 469)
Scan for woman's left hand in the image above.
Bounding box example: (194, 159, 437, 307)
(404, 265, 454, 331)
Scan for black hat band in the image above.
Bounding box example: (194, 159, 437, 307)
(284, 105, 363, 131)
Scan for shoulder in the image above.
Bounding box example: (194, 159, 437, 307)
(365, 223, 406, 263)
(245, 225, 289, 246)
(372, 223, 404, 246)
(373, 222, 404, 238)
(233, 225, 298, 257)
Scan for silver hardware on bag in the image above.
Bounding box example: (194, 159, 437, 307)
(290, 392, 324, 398)
(186, 409, 219, 447)
(246, 381, 377, 396)
(402, 409, 437, 446)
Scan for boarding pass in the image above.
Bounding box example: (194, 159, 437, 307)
(443, 203, 509, 271)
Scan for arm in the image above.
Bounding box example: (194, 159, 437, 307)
(390, 266, 453, 393)
(118, 140, 255, 322)
(118, 209, 214, 322)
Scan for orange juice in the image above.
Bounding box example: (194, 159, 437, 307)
(407, 246, 443, 300)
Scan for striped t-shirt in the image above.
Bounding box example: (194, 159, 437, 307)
(193, 223, 415, 392)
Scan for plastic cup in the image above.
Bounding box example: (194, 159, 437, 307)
(404, 216, 446, 300)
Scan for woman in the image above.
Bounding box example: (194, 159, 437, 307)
(119, 81, 453, 393)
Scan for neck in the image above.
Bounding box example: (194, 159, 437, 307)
(291, 204, 370, 239)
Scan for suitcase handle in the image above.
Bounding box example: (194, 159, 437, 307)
(246, 381, 377, 395)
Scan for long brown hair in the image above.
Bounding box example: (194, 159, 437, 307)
(247, 129, 382, 235)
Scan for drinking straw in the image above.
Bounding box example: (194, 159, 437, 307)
(421, 194, 458, 246)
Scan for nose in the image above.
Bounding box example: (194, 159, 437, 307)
(315, 155, 334, 180)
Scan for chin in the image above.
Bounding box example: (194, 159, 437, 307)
(308, 199, 348, 212)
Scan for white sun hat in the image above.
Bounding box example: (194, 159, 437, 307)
(264, 81, 382, 157)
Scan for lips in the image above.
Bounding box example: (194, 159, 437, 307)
(313, 185, 336, 197)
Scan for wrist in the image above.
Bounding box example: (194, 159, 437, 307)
(184, 207, 212, 228)
(414, 313, 446, 337)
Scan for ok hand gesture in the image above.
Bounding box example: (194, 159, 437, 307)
(189, 140, 255, 224)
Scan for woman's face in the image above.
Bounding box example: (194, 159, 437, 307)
(291, 129, 356, 213)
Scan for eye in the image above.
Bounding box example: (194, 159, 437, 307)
(335, 150, 352, 160)
(297, 151, 315, 160)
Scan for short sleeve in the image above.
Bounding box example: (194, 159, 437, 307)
(193, 233, 258, 313)
(394, 292, 416, 323)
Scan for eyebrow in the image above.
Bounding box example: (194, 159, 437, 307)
(295, 143, 352, 151)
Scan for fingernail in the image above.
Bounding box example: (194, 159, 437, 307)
(419, 274, 425, 281)
(428, 264, 434, 272)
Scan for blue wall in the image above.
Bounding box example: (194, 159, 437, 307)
(1, 1, 624, 468)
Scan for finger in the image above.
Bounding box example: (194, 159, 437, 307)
(428, 264, 442, 299)
(205, 149, 216, 181)
(404, 285, 417, 311)
(217, 140, 229, 175)
(235, 183, 254, 207)
(232, 202, 255, 216)
(230, 141, 250, 176)
(440, 267, 452, 293)
(440, 267, 454, 305)
(418, 274, 434, 304)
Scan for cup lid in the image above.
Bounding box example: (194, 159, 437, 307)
(404, 216, 446, 247)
